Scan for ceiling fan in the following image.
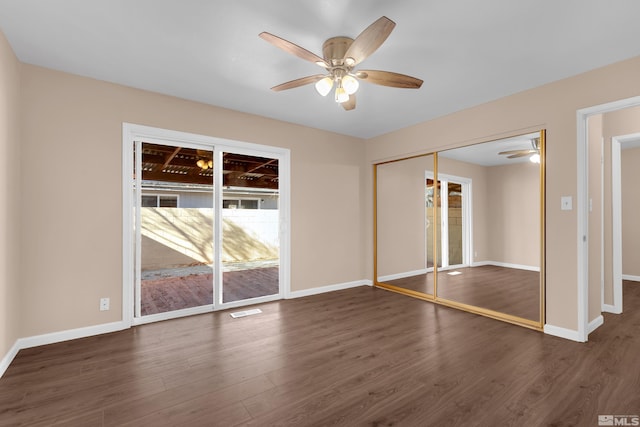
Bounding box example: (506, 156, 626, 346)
(259, 16, 423, 111)
(498, 138, 541, 163)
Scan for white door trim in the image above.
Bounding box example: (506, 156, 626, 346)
(576, 96, 640, 341)
(610, 132, 640, 314)
(122, 123, 291, 326)
(611, 136, 623, 314)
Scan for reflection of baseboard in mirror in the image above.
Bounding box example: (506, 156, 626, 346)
(374, 130, 545, 331)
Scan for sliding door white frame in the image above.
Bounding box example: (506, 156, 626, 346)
(122, 123, 290, 326)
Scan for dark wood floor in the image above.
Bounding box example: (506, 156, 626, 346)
(386, 265, 540, 321)
(1, 282, 639, 426)
(141, 267, 279, 315)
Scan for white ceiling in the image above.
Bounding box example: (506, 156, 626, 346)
(439, 132, 540, 166)
(1, 1, 640, 139)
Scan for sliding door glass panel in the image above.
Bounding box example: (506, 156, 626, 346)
(136, 142, 214, 316)
(221, 152, 280, 303)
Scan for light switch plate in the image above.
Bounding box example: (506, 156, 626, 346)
(561, 196, 573, 211)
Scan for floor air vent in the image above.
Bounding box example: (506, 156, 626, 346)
(230, 308, 262, 318)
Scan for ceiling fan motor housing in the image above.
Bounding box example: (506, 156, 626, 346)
(322, 36, 354, 67)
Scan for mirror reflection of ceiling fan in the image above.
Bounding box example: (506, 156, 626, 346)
(259, 16, 423, 111)
(498, 137, 541, 163)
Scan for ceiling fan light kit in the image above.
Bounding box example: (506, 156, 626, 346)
(196, 159, 213, 170)
(259, 16, 423, 111)
(315, 76, 333, 96)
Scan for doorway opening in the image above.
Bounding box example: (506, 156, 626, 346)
(577, 95, 640, 341)
(611, 132, 640, 314)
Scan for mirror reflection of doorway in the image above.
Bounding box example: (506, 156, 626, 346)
(426, 173, 471, 270)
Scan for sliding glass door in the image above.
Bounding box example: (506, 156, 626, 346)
(127, 127, 288, 323)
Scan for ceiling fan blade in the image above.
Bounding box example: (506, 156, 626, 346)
(259, 32, 328, 68)
(341, 94, 356, 111)
(507, 152, 534, 159)
(270, 74, 326, 92)
(344, 16, 396, 65)
(356, 70, 423, 88)
(498, 149, 535, 155)
(498, 150, 537, 156)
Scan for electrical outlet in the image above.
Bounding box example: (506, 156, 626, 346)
(100, 297, 110, 311)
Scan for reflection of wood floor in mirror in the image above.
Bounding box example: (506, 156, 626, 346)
(385, 265, 539, 321)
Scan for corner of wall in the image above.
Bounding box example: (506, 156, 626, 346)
(0, 29, 23, 375)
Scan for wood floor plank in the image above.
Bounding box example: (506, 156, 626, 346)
(1, 284, 639, 426)
(117, 375, 272, 427)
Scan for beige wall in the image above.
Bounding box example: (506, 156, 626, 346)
(367, 55, 640, 331)
(486, 162, 540, 267)
(0, 32, 21, 360)
(19, 64, 367, 337)
(621, 147, 640, 277)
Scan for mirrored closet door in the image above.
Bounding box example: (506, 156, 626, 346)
(375, 130, 545, 330)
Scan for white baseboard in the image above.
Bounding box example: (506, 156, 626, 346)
(287, 279, 372, 299)
(1, 280, 377, 379)
(473, 261, 540, 272)
(0, 341, 21, 379)
(543, 324, 584, 342)
(377, 269, 428, 283)
(17, 320, 129, 350)
(0, 320, 129, 379)
(588, 315, 604, 334)
(622, 274, 640, 282)
(602, 303, 622, 314)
